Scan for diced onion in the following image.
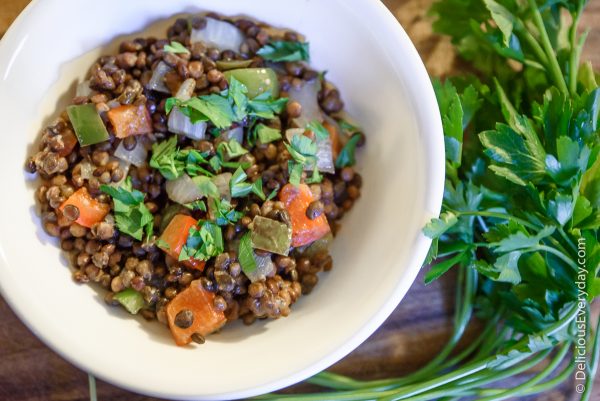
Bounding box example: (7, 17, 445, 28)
(245, 253, 276, 283)
(191, 17, 245, 52)
(114, 140, 148, 168)
(222, 126, 244, 144)
(76, 80, 93, 97)
(146, 61, 172, 94)
(175, 78, 196, 101)
(288, 79, 323, 128)
(165, 174, 203, 204)
(212, 173, 232, 201)
(79, 160, 93, 180)
(168, 108, 207, 140)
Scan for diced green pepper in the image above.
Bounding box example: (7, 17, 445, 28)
(66, 104, 110, 146)
(251, 215, 292, 256)
(216, 59, 254, 71)
(114, 288, 145, 314)
(223, 68, 279, 98)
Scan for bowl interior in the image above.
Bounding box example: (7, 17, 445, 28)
(0, 0, 443, 399)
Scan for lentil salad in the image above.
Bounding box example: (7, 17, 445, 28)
(26, 13, 365, 346)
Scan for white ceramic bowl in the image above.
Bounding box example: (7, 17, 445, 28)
(0, 0, 444, 399)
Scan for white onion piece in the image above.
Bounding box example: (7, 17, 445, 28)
(168, 108, 207, 140)
(175, 78, 196, 101)
(109, 158, 130, 187)
(114, 140, 148, 168)
(288, 80, 323, 128)
(79, 160, 94, 180)
(222, 126, 244, 144)
(191, 17, 245, 52)
(285, 129, 335, 174)
(245, 253, 276, 283)
(212, 172, 232, 201)
(166, 174, 203, 204)
(76, 80, 93, 97)
(146, 61, 172, 94)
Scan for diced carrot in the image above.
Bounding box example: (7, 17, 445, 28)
(166, 280, 226, 346)
(323, 121, 341, 159)
(107, 104, 153, 138)
(59, 187, 110, 228)
(57, 130, 78, 157)
(158, 214, 206, 271)
(279, 183, 331, 247)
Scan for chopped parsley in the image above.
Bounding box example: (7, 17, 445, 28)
(284, 134, 321, 186)
(255, 124, 282, 144)
(335, 133, 362, 168)
(257, 41, 310, 62)
(210, 198, 243, 226)
(179, 221, 223, 262)
(100, 177, 154, 241)
(230, 167, 266, 200)
(306, 120, 330, 141)
(165, 77, 288, 130)
(238, 232, 257, 275)
(149, 136, 214, 180)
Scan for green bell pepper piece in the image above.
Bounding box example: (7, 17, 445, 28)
(114, 288, 144, 314)
(66, 103, 110, 146)
(223, 68, 279, 98)
(251, 215, 292, 256)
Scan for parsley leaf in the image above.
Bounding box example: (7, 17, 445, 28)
(179, 221, 223, 262)
(255, 124, 282, 144)
(247, 92, 288, 119)
(306, 120, 330, 141)
(335, 134, 362, 168)
(163, 41, 190, 54)
(238, 232, 257, 275)
(256, 41, 310, 62)
(209, 197, 243, 226)
(285, 134, 318, 186)
(227, 77, 249, 121)
(338, 119, 361, 135)
(149, 137, 214, 180)
(229, 167, 266, 200)
(100, 177, 153, 241)
(149, 136, 183, 180)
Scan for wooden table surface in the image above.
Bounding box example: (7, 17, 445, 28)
(1, 1, 599, 400)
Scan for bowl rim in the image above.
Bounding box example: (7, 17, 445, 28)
(0, 0, 445, 399)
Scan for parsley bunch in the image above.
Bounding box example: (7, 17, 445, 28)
(257, 0, 600, 400)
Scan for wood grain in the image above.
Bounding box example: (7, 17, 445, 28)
(0, 1, 599, 400)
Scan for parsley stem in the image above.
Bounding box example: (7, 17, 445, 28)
(567, 3, 585, 95)
(515, 20, 549, 67)
(453, 211, 539, 230)
(557, 227, 578, 254)
(524, 245, 579, 271)
(88, 374, 97, 401)
(475, 343, 570, 401)
(526, 0, 569, 95)
(478, 361, 574, 397)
